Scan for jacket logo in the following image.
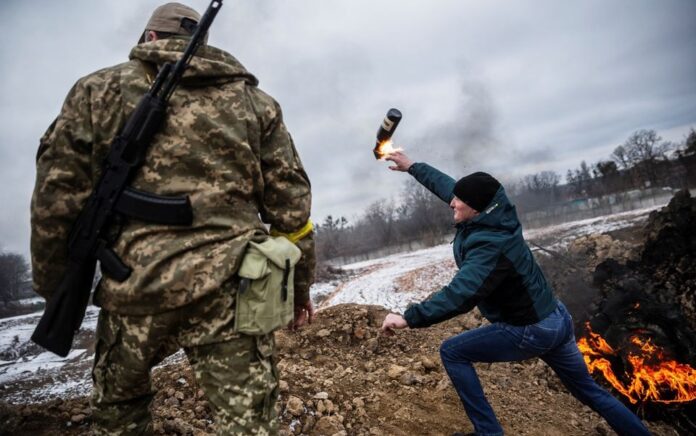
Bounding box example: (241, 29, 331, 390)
(485, 202, 499, 214)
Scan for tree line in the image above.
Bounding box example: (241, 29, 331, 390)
(317, 127, 696, 261)
(508, 128, 696, 213)
(1, 128, 694, 294)
(315, 179, 453, 261)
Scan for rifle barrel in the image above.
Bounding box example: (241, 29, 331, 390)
(162, 0, 223, 101)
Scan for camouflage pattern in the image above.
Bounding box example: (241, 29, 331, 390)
(91, 281, 279, 435)
(292, 232, 316, 305)
(31, 37, 315, 315)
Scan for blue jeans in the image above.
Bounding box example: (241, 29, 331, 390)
(439, 302, 650, 436)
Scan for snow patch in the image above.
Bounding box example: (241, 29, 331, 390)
(319, 244, 453, 312)
(0, 349, 86, 383)
(0, 305, 99, 402)
(524, 205, 661, 248)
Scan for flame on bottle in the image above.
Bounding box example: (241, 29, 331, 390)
(374, 139, 403, 160)
(577, 322, 696, 404)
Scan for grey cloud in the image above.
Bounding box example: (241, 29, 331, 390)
(1, 0, 695, 256)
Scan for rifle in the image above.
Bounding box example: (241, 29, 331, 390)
(32, 0, 224, 357)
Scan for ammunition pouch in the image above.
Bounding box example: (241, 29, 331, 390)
(235, 236, 301, 335)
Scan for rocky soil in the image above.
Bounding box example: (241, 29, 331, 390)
(0, 303, 680, 435)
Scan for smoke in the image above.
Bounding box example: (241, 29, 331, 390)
(412, 78, 501, 178)
(329, 75, 505, 223)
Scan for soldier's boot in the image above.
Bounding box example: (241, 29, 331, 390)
(187, 333, 279, 435)
(91, 393, 154, 435)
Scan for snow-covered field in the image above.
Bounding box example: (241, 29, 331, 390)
(0, 306, 99, 402)
(523, 205, 660, 248)
(313, 204, 663, 311)
(314, 244, 455, 313)
(0, 203, 664, 404)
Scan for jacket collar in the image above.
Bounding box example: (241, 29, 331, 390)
(459, 186, 520, 232)
(129, 37, 258, 85)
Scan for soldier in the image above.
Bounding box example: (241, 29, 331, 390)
(30, 3, 315, 434)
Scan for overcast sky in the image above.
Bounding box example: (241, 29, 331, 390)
(1, 0, 695, 257)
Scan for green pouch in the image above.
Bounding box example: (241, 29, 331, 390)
(234, 236, 302, 335)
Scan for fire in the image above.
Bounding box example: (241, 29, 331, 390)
(374, 139, 402, 160)
(578, 322, 696, 404)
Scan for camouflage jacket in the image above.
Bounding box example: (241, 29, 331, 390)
(31, 38, 315, 315)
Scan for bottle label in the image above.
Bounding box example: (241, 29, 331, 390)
(382, 117, 395, 132)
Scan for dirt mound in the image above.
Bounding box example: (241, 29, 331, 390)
(567, 234, 639, 268)
(594, 190, 696, 331)
(529, 219, 646, 329)
(639, 190, 696, 329)
(1, 304, 680, 435)
(587, 190, 696, 432)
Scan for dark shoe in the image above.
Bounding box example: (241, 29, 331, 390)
(452, 433, 476, 436)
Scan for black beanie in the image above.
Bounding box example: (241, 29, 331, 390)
(452, 172, 501, 212)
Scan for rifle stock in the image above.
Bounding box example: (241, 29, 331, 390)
(31, 260, 96, 357)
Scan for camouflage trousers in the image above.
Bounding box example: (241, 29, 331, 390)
(90, 283, 279, 435)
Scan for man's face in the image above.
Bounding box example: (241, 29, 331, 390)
(450, 196, 480, 223)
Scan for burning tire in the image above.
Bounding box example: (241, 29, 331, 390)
(580, 190, 696, 433)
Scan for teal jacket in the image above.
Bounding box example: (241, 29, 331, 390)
(403, 163, 557, 328)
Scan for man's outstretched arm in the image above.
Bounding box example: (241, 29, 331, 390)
(381, 240, 509, 333)
(385, 151, 456, 204)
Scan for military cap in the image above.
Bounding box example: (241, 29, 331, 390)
(139, 2, 201, 43)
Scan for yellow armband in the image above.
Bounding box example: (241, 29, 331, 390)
(270, 219, 314, 244)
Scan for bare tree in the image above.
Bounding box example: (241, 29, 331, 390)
(400, 179, 451, 240)
(0, 252, 31, 304)
(621, 130, 675, 185)
(623, 129, 670, 163)
(677, 128, 696, 157)
(569, 161, 592, 195)
(611, 145, 630, 169)
(516, 171, 562, 209)
(595, 160, 618, 177)
(363, 200, 397, 246)
(315, 215, 349, 259)
(523, 171, 560, 192)
(576, 161, 592, 181)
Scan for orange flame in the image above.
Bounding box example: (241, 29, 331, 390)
(577, 322, 696, 404)
(374, 139, 402, 160)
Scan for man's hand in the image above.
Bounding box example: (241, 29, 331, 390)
(290, 300, 315, 331)
(381, 313, 408, 336)
(385, 151, 414, 172)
